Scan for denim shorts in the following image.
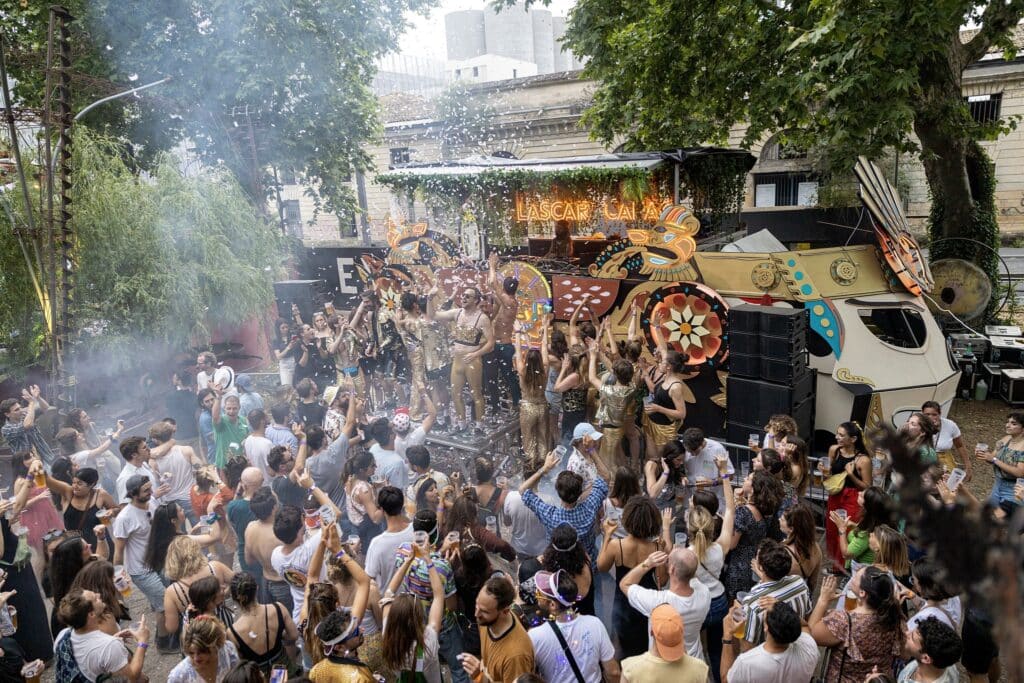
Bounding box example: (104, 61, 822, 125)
(130, 570, 168, 611)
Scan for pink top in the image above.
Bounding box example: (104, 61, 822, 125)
(19, 483, 65, 549)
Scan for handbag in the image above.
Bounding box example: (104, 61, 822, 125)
(824, 472, 848, 496)
(548, 620, 585, 683)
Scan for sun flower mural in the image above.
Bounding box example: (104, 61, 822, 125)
(646, 284, 729, 366)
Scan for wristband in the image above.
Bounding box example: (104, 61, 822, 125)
(309, 484, 320, 493)
(721, 474, 731, 481)
(137, 642, 149, 649)
(720, 639, 734, 645)
(334, 549, 347, 560)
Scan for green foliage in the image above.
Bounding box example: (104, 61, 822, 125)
(377, 166, 668, 246)
(927, 141, 1001, 321)
(1, 0, 435, 212)
(679, 154, 751, 229)
(0, 128, 286, 369)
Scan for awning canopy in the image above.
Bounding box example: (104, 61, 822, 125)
(386, 147, 755, 175)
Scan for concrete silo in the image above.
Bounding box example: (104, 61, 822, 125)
(531, 10, 554, 74)
(445, 10, 486, 61)
(552, 16, 572, 72)
(484, 2, 534, 64)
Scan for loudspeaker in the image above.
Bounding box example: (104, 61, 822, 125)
(726, 371, 815, 426)
(726, 396, 814, 447)
(273, 280, 324, 324)
(728, 353, 761, 379)
(760, 353, 809, 384)
(730, 305, 763, 335)
(729, 332, 760, 355)
(760, 333, 807, 360)
(760, 306, 809, 336)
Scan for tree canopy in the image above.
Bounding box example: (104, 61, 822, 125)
(1, 0, 434, 212)
(0, 129, 285, 372)
(522, 0, 1024, 248)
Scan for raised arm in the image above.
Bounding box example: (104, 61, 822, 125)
(513, 332, 527, 376)
(426, 551, 446, 633)
(519, 449, 560, 495)
(620, 550, 667, 594)
(714, 459, 737, 548)
(211, 385, 224, 425)
(426, 283, 460, 322)
(627, 299, 639, 342)
(586, 344, 603, 391)
(540, 318, 552, 368)
(568, 295, 588, 347)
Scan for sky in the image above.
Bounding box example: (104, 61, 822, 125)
(397, 0, 577, 62)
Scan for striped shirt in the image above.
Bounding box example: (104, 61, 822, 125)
(739, 574, 812, 645)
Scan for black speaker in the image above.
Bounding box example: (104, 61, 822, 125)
(760, 306, 809, 336)
(273, 280, 324, 324)
(760, 353, 809, 384)
(726, 371, 815, 425)
(729, 332, 760, 355)
(728, 353, 761, 379)
(760, 333, 807, 360)
(730, 305, 762, 335)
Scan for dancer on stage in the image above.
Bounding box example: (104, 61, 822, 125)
(428, 282, 494, 435)
(398, 292, 452, 424)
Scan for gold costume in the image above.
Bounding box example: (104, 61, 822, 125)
(520, 379, 551, 471)
(450, 310, 486, 422)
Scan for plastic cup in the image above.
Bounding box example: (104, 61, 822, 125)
(303, 509, 321, 530)
(486, 515, 497, 532)
(643, 395, 654, 405)
(835, 509, 848, 524)
(7, 605, 16, 629)
(446, 531, 461, 545)
(946, 468, 966, 492)
(33, 472, 45, 488)
(674, 532, 687, 547)
(413, 530, 429, 548)
(748, 434, 759, 448)
(740, 462, 750, 479)
(113, 569, 132, 599)
(347, 534, 360, 548)
(976, 443, 988, 454)
(844, 592, 858, 611)
(97, 509, 113, 526)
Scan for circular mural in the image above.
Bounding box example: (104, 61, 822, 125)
(500, 261, 553, 345)
(643, 282, 729, 366)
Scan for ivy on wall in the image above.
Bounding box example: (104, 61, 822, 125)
(376, 157, 750, 247)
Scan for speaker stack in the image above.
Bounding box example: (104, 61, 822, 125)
(726, 305, 816, 450)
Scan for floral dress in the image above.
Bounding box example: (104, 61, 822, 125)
(722, 504, 769, 600)
(822, 610, 904, 683)
(989, 440, 1024, 510)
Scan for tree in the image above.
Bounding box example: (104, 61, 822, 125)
(0, 128, 285, 372)
(537, 0, 1023, 275)
(1, 0, 434, 213)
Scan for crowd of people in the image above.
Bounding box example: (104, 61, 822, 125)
(0, 269, 1018, 683)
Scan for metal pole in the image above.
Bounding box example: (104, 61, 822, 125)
(43, 10, 60, 387)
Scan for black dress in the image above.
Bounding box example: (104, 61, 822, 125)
(1, 516, 54, 662)
(612, 539, 658, 659)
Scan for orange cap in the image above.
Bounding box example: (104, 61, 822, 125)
(650, 604, 685, 662)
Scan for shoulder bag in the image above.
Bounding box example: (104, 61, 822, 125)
(548, 619, 585, 683)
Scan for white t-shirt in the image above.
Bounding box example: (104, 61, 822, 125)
(503, 490, 550, 557)
(112, 504, 153, 575)
(365, 524, 414, 590)
(529, 615, 615, 683)
(567, 448, 598, 487)
(683, 439, 733, 510)
(693, 543, 726, 598)
(150, 445, 194, 502)
(908, 596, 962, 631)
(57, 628, 130, 682)
(627, 582, 711, 660)
(196, 366, 237, 397)
(385, 622, 440, 683)
(115, 463, 159, 504)
(270, 530, 325, 621)
(728, 632, 820, 683)
(370, 444, 410, 492)
(394, 425, 427, 460)
(933, 418, 962, 453)
(245, 434, 275, 481)
(71, 449, 122, 498)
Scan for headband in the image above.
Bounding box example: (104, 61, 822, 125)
(318, 608, 358, 646)
(551, 538, 577, 552)
(538, 569, 575, 607)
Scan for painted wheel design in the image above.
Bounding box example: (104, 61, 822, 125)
(643, 282, 729, 366)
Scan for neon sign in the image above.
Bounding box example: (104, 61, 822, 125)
(514, 194, 672, 222)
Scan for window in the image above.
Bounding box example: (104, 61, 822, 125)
(857, 307, 927, 349)
(455, 69, 461, 78)
(966, 93, 1002, 124)
(753, 172, 818, 207)
(278, 167, 296, 185)
(282, 200, 302, 237)
(759, 137, 807, 162)
(338, 210, 357, 238)
(472, 66, 479, 77)
(512, 69, 518, 78)
(390, 147, 410, 166)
